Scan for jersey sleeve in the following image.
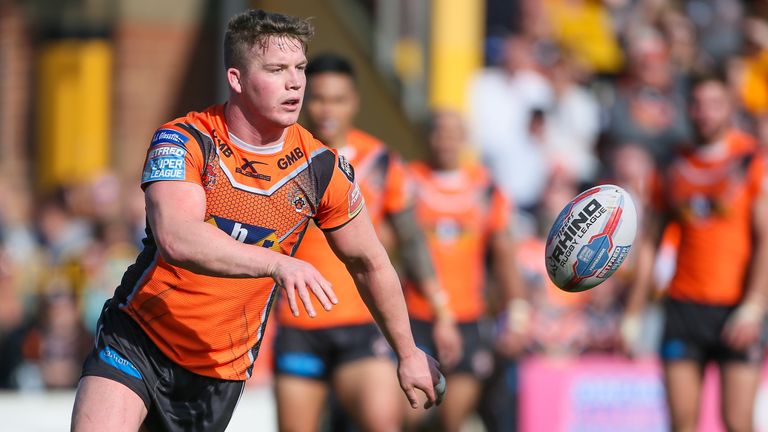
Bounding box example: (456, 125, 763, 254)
(382, 152, 412, 215)
(140, 125, 204, 190)
(314, 152, 366, 230)
(487, 183, 511, 234)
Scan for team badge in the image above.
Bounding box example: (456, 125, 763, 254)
(338, 155, 355, 182)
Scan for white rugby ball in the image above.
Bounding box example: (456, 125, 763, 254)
(544, 184, 637, 292)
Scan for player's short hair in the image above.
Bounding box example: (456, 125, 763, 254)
(306, 53, 356, 82)
(224, 9, 314, 70)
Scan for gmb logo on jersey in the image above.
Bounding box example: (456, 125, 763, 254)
(142, 145, 186, 182)
(206, 215, 281, 251)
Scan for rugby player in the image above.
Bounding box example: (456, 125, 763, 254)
(404, 110, 529, 432)
(624, 73, 768, 432)
(70, 10, 442, 432)
(272, 54, 459, 432)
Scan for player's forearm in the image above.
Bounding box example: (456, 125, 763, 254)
(743, 236, 768, 310)
(491, 232, 526, 304)
(388, 208, 436, 283)
(625, 232, 656, 315)
(154, 220, 280, 278)
(348, 254, 419, 360)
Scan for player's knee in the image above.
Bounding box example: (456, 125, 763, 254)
(722, 408, 754, 432)
(668, 416, 697, 432)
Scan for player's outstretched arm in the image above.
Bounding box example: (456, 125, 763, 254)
(145, 181, 336, 317)
(324, 207, 444, 408)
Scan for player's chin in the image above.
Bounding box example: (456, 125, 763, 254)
(272, 112, 301, 128)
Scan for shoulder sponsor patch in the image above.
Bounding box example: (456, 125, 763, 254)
(142, 144, 186, 182)
(348, 182, 365, 218)
(338, 155, 355, 183)
(151, 128, 189, 147)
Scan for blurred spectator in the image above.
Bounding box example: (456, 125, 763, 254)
(683, 0, 743, 67)
(468, 34, 553, 212)
(0, 290, 93, 390)
(79, 220, 138, 331)
(728, 18, 768, 117)
(603, 28, 690, 167)
(543, 51, 601, 183)
(35, 189, 93, 265)
(541, 0, 624, 75)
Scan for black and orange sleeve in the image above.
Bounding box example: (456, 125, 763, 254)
(314, 150, 366, 230)
(140, 124, 204, 189)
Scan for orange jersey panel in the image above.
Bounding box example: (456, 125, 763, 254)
(662, 130, 766, 305)
(404, 162, 509, 322)
(277, 129, 411, 329)
(115, 105, 363, 380)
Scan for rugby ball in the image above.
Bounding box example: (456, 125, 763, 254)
(545, 184, 637, 292)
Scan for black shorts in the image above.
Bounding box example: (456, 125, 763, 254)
(411, 319, 494, 379)
(80, 301, 245, 432)
(273, 323, 393, 380)
(660, 298, 766, 365)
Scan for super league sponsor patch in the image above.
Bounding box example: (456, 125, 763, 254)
(151, 128, 189, 147)
(142, 145, 186, 182)
(348, 182, 364, 218)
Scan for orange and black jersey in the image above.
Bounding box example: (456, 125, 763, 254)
(276, 129, 411, 329)
(657, 130, 767, 306)
(404, 162, 509, 322)
(113, 104, 364, 380)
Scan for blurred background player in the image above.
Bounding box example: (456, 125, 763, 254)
(273, 53, 458, 432)
(625, 73, 768, 432)
(404, 110, 529, 432)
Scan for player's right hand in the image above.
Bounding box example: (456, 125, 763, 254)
(270, 255, 338, 317)
(433, 317, 462, 370)
(397, 349, 445, 409)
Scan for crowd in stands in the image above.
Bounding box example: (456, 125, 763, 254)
(2, 0, 768, 392)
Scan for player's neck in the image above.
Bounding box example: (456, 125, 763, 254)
(224, 102, 286, 147)
(695, 128, 730, 159)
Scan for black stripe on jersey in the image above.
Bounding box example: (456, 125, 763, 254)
(175, 122, 217, 174)
(113, 222, 159, 306)
(310, 149, 337, 207)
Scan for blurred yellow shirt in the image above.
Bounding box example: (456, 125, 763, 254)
(739, 50, 768, 114)
(544, 0, 623, 73)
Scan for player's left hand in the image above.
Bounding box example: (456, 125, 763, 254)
(723, 302, 764, 350)
(397, 349, 445, 409)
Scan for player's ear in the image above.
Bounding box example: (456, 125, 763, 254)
(227, 67, 243, 94)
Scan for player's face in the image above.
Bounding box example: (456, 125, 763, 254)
(305, 72, 359, 146)
(428, 111, 465, 170)
(234, 36, 307, 129)
(689, 81, 732, 144)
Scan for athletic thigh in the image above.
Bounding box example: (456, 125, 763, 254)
(71, 375, 147, 432)
(663, 360, 704, 432)
(720, 362, 762, 432)
(438, 374, 482, 432)
(274, 375, 328, 432)
(333, 358, 401, 432)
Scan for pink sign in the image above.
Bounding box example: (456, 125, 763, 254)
(519, 355, 768, 432)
